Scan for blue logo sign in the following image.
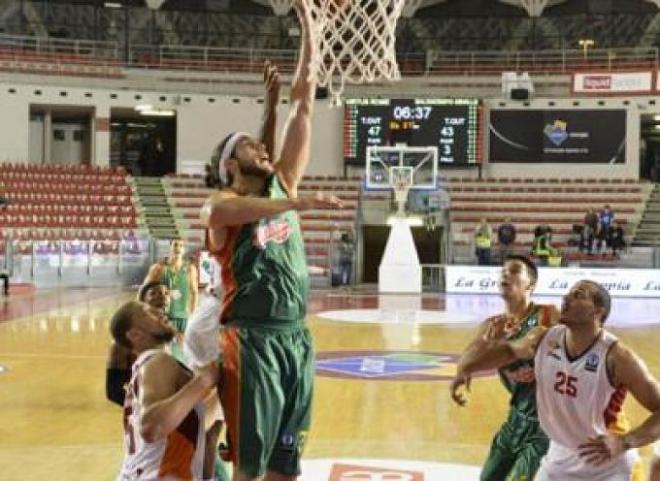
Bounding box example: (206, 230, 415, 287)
(544, 120, 569, 146)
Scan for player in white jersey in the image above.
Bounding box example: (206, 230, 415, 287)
(454, 280, 660, 481)
(110, 300, 218, 481)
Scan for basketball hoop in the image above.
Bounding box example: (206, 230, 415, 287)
(301, 0, 405, 105)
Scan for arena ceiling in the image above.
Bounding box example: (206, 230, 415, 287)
(24, 0, 660, 15)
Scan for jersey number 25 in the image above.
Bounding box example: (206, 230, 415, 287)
(554, 371, 578, 397)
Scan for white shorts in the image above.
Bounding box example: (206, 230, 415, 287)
(535, 441, 640, 481)
(183, 292, 222, 369)
(655, 441, 660, 457)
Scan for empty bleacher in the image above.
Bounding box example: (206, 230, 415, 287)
(0, 163, 143, 246)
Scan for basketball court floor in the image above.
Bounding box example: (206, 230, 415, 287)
(1, 287, 660, 480)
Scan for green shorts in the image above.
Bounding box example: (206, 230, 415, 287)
(480, 408, 549, 481)
(220, 324, 314, 478)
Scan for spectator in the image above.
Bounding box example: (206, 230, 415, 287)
(596, 204, 614, 254)
(0, 266, 8, 296)
(0, 182, 7, 210)
(581, 208, 599, 255)
(337, 232, 354, 286)
(497, 218, 516, 263)
(610, 220, 626, 257)
(532, 224, 552, 266)
(474, 218, 492, 265)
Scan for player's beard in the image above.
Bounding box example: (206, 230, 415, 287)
(152, 328, 176, 344)
(238, 159, 271, 178)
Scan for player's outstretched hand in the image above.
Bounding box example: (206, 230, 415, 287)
(578, 434, 627, 466)
(264, 60, 280, 107)
(449, 372, 472, 407)
(196, 361, 219, 390)
(295, 193, 344, 211)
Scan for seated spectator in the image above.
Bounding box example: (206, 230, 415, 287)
(596, 204, 614, 254)
(474, 218, 492, 266)
(497, 218, 516, 263)
(610, 220, 626, 257)
(580, 208, 599, 255)
(0, 182, 7, 210)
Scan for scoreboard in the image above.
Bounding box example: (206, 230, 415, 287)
(344, 98, 481, 165)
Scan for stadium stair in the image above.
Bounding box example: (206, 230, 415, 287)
(633, 183, 660, 246)
(133, 177, 179, 239)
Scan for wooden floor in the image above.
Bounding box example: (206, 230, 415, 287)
(1, 288, 660, 480)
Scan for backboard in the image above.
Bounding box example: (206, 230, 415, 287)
(365, 146, 438, 191)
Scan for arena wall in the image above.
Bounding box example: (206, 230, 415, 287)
(0, 82, 645, 179)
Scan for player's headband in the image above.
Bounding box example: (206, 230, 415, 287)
(216, 131, 250, 185)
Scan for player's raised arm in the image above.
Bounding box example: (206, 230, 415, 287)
(275, 0, 316, 197)
(260, 61, 280, 161)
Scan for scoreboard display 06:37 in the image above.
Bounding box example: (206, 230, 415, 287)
(344, 98, 481, 165)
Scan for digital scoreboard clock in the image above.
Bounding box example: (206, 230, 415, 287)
(344, 98, 481, 165)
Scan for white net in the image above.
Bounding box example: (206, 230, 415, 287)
(304, 0, 405, 104)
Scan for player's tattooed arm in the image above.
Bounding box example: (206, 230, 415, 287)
(451, 324, 547, 406)
(451, 315, 510, 406)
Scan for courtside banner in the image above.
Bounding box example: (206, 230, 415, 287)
(445, 266, 660, 298)
(573, 72, 652, 94)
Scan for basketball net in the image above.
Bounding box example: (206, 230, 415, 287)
(303, 0, 405, 105)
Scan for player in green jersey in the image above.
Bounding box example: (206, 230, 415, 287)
(200, 2, 342, 480)
(143, 238, 198, 357)
(451, 255, 560, 481)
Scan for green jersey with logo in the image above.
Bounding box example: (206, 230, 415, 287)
(497, 303, 552, 418)
(214, 175, 309, 326)
(160, 261, 190, 321)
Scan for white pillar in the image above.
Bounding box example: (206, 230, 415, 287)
(378, 217, 422, 293)
(44, 109, 52, 164)
(94, 105, 110, 167)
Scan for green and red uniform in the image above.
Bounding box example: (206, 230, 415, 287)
(210, 175, 312, 477)
(480, 303, 554, 481)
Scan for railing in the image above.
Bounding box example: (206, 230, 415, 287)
(0, 32, 657, 77)
(0, 33, 119, 63)
(427, 46, 659, 75)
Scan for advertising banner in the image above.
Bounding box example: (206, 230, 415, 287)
(573, 72, 653, 94)
(489, 109, 626, 164)
(446, 265, 660, 298)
